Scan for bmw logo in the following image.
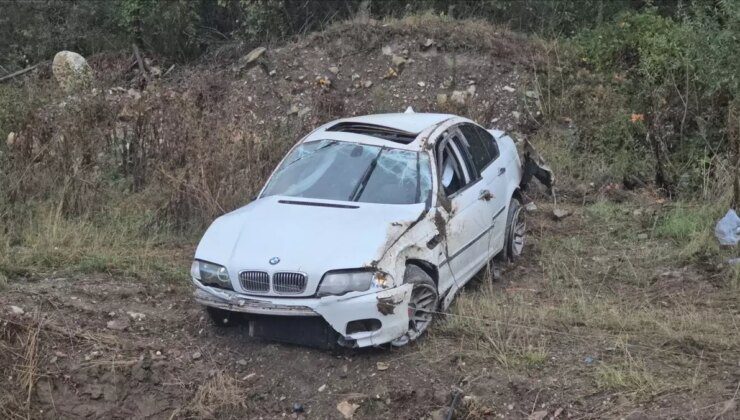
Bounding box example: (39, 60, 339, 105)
(269, 257, 280, 265)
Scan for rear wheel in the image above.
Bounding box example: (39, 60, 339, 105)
(391, 265, 439, 347)
(499, 198, 525, 262)
(206, 306, 237, 327)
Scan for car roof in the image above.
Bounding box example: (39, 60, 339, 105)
(330, 113, 455, 134)
(303, 112, 459, 150)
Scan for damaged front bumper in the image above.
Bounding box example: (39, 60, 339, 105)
(192, 279, 412, 348)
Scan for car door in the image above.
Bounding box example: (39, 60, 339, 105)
(435, 128, 495, 287)
(458, 123, 509, 257)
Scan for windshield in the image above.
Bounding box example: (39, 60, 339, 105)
(261, 140, 432, 205)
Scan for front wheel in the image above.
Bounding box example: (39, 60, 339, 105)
(390, 265, 439, 347)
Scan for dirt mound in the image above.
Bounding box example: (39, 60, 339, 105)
(4, 15, 542, 227)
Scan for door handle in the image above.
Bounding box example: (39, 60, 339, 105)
(498, 167, 506, 176)
(479, 189, 493, 201)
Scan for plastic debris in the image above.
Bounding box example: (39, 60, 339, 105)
(715, 209, 740, 246)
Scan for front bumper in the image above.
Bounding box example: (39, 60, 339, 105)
(192, 279, 412, 347)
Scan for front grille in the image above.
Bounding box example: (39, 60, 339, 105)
(273, 272, 307, 294)
(239, 271, 269, 293)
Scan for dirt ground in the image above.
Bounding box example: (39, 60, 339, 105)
(2, 190, 738, 419)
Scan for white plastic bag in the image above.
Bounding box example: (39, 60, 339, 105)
(714, 209, 740, 246)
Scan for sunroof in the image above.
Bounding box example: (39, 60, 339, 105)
(327, 122, 417, 144)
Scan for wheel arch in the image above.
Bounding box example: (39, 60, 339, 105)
(405, 259, 439, 287)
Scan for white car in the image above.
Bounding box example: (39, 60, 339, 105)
(190, 112, 550, 348)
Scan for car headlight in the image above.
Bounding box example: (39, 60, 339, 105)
(317, 270, 390, 297)
(191, 260, 232, 290)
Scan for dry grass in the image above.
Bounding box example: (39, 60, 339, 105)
(172, 372, 249, 418)
(432, 195, 739, 411)
(0, 314, 43, 419)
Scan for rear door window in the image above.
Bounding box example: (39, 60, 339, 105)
(459, 123, 498, 173)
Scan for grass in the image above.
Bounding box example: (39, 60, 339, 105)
(433, 194, 739, 412)
(0, 204, 191, 284)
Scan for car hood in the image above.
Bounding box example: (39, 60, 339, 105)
(194, 196, 426, 296)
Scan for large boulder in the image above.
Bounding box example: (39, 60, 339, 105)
(52, 51, 93, 93)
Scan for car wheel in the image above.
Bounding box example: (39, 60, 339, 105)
(390, 265, 439, 347)
(500, 198, 525, 262)
(206, 306, 236, 327)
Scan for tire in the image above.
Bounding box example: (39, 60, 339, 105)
(499, 198, 525, 262)
(206, 306, 237, 327)
(390, 265, 439, 347)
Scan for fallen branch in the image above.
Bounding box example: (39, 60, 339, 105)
(132, 44, 150, 85)
(0, 62, 44, 83)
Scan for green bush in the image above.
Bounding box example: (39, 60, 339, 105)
(570, 4, 739, 195)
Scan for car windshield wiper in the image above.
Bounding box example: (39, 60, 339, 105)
(349, 147, 385, 202)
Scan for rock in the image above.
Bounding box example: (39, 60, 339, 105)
(433, 388, 450, 405)
(421, 38, 435, 50)
(528, 410, 548, 420)
(126, 88, 141, 101)
(10, 305, 24, 315)
(525, 90, 539, 99)
(363, 80, 373, 88)
(149, 66, 162, 77)
(328, 66, 339, 75)
(336, 400, 359, 419)
(552, 208, 571, 220)
(391, 55, 407, 70)
(436, 93, 448, 106)
(466, 84, 476, 96)
(87, 384, 103, 400)
(237, 358, 248, 366)
(417, 81, 426, 87)
(288, 104, 300, 115)
(351, 73, 360, 81)
(502, 85, 516, 93)
(429, 408, 447, 420)
(244, 47, 266, 65)
(52, 51, 93, 93)
(376, 361, 389, 371)
(192, 351, 202, 360)
(381, 45, 392, 56)
(637, 233, 648, 240)
(524, 202, 537, 212)
(297, 107, 311, 118)
(127, 311, 145, 321)
(292, 403, 304, 413)
(6, 132, 16, 147)
(450, 90, 468, 105)
(511, 111, 521, 121)
(106, 319, 129, 331)
(269, 69, 276, 76)
(318, 384, 327, 392)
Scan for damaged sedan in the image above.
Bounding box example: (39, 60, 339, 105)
(190, 112, 550, 348)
